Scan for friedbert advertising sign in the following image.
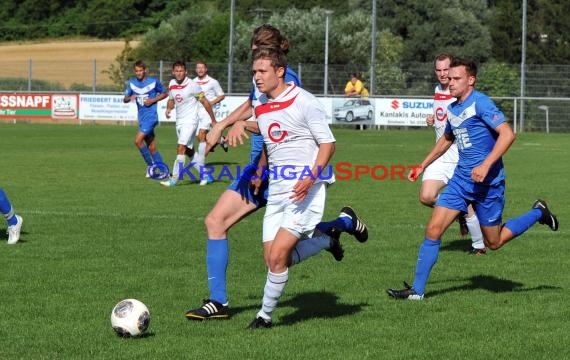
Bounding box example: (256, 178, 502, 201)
(0, 93, 78, 120)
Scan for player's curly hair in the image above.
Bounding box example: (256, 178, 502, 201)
(250, 24, 290, 54)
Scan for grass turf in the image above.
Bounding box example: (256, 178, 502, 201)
(0, 123, 568, 359)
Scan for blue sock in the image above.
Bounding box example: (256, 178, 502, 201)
(207, 239, 229, 305)
(315, 215, 352, 233)
(139, 144, 153, 165)
(0, 189, 17, 225)
(412, 238, 441, 296)
(503, 209, 542, 237)
(152, 150, 164, 164)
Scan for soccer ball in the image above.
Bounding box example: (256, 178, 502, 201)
(110, 299, 150, 337)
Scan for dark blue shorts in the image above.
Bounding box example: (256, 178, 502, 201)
(437, 176, 505, 226)
(139, 120, 158, 137)
(227, 169, 269, 208)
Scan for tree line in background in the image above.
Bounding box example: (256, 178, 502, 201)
(2, 0, 569, 65)
(2, 0, 569, 100)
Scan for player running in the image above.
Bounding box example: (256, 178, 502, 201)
(160, 61, 216, 187)
(419, 53, 486, 255)
(123, 60, 168, 177)
(193, 61, 227, 185)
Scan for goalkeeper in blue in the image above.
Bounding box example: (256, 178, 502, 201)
(388, 58, 559, 300)
(124, 60, 169, 177)
(1, 188, 23, 245)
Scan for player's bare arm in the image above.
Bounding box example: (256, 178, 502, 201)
(408, 133, 454, 181)
(226, 120, 261, 147)
(165, 99, 175, 119)
(198, 96, 217, 126)
(471, 122, 516, 183)
(144, 92, 168, 107)
(206, 99, 253, 148)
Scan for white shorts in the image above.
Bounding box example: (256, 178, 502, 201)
(422, 157, 456, 184)
(262, 182, 327, 242)
(176, 122, 199, 148)
(197, 107, 213, 131)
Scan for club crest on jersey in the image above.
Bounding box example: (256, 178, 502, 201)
(435, 106, 447, 121)
(268, 122, 288, 143)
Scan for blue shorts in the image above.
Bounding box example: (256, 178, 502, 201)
(227, 168, 269, 208)
(437, 176, 505, 226)
(139, 120, 158, 137)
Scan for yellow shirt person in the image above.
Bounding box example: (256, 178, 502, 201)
(344, 73, 368, 98)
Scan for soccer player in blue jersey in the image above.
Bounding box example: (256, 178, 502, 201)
(1, 188, 23, 245)
(185, 25, 368, 321)
(388, 58, 559, 300)
(123, 60, 169, 177)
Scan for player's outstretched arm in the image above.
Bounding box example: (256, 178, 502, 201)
(206, 99, 253, 148)
(409, 133, 453, 182)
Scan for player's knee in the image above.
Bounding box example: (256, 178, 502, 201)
(485, 238, 501, 250)
(425, 223, 445, 239)
(204, 210, 227, 234)
(419, 194, 436, 207)
(267, 253, 287, 272)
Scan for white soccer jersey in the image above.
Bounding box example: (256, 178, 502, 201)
(433, 85, 458, 163)
(193, 75, 224, 102)
(254, 83, 336, 195)
(168, 77, 203, 124)
(194, 75, 224, 126)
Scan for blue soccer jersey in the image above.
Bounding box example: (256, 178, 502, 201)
(248, 67, 301, 166)
(125, 76, 166, 124)
(445, 90, 506, 185)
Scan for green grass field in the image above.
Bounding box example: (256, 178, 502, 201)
(1, 123, 568, 359)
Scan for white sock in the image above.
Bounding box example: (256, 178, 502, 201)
(192, 148, 205, 174)
(290, 235, 330, 266)
(466, 214, 485, 249)
(172, 155, 185, 182)
(259, 269, 288, 321)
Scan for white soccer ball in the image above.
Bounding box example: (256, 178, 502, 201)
(110, 299, 150, 337)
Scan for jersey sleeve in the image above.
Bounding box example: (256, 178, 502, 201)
(477, 96, 506, 129)
(212, 79, 225, 96)
(304, 94, 335, 144)
(155, 79, 166, 95)
(124, 80, 133, 97)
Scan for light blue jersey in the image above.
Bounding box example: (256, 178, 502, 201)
(445, 90, 506, 186)
(125, 76, 166, 124)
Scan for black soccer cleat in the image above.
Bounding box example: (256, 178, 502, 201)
(325, 227, 344, 262)
(532, 199, 559, 231)
(386, 281, 424, 300)
(220, 136, 229, 153)
(467, 246, 487, 256)
(340, 206, 368, 243)
(247, 316, 272, 329)
(185, 299, 230, 321)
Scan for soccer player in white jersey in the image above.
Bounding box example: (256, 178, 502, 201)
(160, 61, 216, 187)
(193, 61, 227, 184)
(246, 47, 338, 329)
(419, 53, 485, 255)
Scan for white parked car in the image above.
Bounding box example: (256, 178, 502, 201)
(333, 99, 374, 122)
